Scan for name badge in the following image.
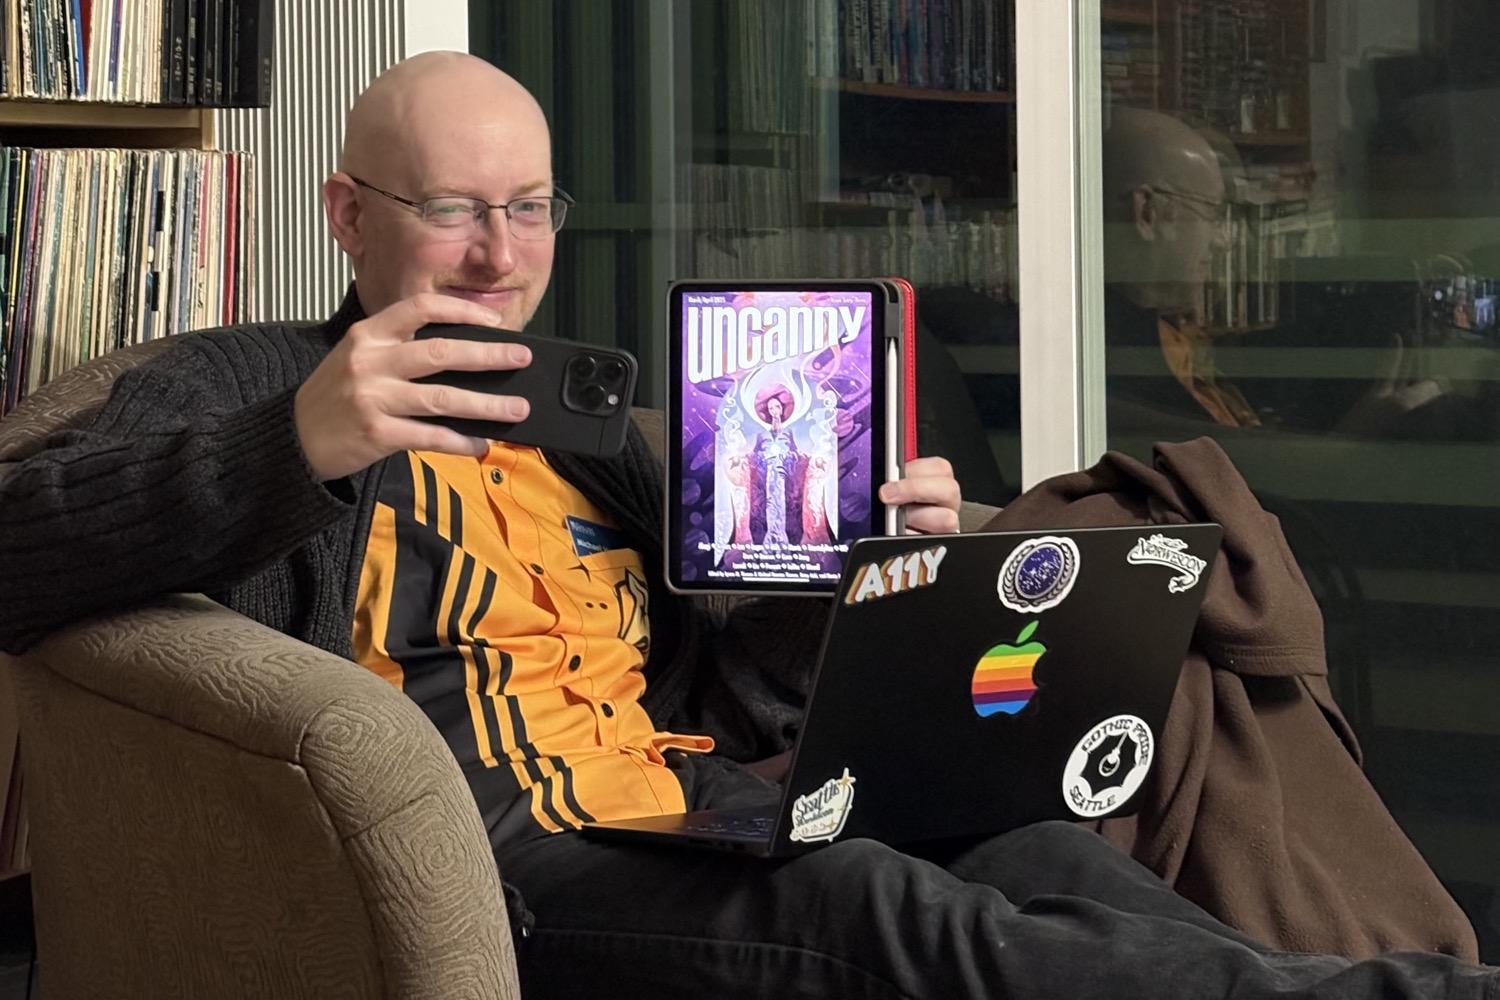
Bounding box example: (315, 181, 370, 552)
(566, 515, 631, 556)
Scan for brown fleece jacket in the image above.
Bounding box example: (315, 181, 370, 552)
(983, 437, 1477, 961)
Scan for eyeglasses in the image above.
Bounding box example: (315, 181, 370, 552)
(1151, 186, 1228, 225)
(349, 175, 574, 241)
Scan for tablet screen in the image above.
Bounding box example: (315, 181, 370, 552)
(670, 284, 887, 593)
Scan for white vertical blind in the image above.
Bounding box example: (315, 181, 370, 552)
(215, 0, 466, 323)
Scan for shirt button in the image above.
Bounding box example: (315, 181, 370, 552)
(601, 702, 615, 718)
(490, 469, 504, 484)
(568, 655, 581, 671)
(530, 563, 544, 576)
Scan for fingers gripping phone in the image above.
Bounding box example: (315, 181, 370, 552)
(413, 324, 639, 458)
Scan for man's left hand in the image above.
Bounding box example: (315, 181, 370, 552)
(880, 456, 962, 535)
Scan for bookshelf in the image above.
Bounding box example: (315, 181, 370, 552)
(1101, 0, 1311, 146)
(0, 98, 215, 149)
(0, 0, 272, 910)
(836, 80, 1015, 104)
(680, 0, 1020, 302)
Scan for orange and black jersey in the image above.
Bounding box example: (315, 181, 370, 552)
(353, 444, 712, 850)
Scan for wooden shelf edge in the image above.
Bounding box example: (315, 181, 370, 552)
(0, 98, 207, 130)
(836, 81, 1016, 104)
(1228, 131, 1310, 147)
(1100, 7, 1156, 26)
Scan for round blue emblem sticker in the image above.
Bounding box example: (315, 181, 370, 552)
(997, 536, 1080, 613)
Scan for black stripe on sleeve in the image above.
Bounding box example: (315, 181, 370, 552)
(466, 568, 507, 765)
(551, 755, 596, 824)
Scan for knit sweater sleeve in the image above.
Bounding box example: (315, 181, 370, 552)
(0, 337, 353, 652)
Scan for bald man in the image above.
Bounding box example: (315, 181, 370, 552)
(1101, 108, 1454, 435)
(1100, 108, 1266, 429)
(3, 55, 1498, 1000)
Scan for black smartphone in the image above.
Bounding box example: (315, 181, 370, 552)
(412, 324, 639, 458)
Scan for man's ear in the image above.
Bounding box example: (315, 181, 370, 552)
(323, 173, 365, 258)
(1131, 185, 1157, 242)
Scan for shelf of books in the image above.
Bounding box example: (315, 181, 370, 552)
(836, 81, 1014, 104)
(682, 0, 1018, 304)
(815, 0, 1016, 94)
(0, 0, 274, 108)
(0, 0, 273, 886)
(0, 144, 257, 418)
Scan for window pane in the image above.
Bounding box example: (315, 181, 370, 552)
(472, 0, 1020, 504)
(1091, 0, 1500, 958)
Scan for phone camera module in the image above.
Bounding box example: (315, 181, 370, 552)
(563, 351, 628, 416)
(568, 354, 598, 380)
(579, 383, 608, 411)
(598, 357, 627, 385)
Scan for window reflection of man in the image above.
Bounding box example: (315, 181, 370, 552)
(1101, 107, 1473, 438)
(1102, 107, 1258, 429)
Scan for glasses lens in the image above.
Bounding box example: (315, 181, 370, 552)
(423, 198, 482, 227)
(506, 197, 565, 240)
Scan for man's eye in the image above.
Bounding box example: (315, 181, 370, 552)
(427, 200, 473, 218)
(511, 199, 549, 218)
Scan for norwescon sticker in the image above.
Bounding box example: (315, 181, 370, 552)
(1126, 533, 1207, 593)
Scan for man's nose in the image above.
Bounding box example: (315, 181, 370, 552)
(468, 211, 518, 272)
(1211, 215, 1232, 250)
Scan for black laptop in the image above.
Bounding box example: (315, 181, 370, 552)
(584, 524, 1222, 857)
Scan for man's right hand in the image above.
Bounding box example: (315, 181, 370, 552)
(294, 293, 533, 481)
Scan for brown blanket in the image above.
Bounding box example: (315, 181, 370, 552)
(984, 437, 1477, 960)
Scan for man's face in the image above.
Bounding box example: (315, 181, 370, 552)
(1168, 178, 1228, 300)
(347, 111, 557, 330)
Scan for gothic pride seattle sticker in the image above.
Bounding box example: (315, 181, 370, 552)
(1062, 714, 1154, 818)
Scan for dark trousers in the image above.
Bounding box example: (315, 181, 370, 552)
(498, 759, 1497, 1000)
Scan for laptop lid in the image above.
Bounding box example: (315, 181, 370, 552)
(769, 524, 1221, 853)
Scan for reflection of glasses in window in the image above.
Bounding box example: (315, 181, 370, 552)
(1151, 186, 1228, 226)
(349, 175, 574, 241)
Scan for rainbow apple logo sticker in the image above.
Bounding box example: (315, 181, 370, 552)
(972, 621, 1044, 717)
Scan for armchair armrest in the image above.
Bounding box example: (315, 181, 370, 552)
(5, 594, 518, 1000)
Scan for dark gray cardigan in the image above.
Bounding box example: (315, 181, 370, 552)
(0, 290, 824, 762)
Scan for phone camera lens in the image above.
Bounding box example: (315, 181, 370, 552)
(598, 358, 626, 384)
(580, 383, 608, 410)
(568, 354, 597, 380)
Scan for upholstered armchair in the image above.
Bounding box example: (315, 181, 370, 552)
(0, 339, 999, 999)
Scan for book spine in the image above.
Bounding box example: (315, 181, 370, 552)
(166, 0, 185, 103)
(231, 0, 271, 106)
(183, 0, 197, 102)
(197, 0, 215, 105)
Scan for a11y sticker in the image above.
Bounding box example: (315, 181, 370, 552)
(789, 768, 858, 843)
(1062, 714, 1154, 818)
(844, 544, 947, 605)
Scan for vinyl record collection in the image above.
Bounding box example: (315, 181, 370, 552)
(0, 0, 274, 106)
(0, 145, 256, 416)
